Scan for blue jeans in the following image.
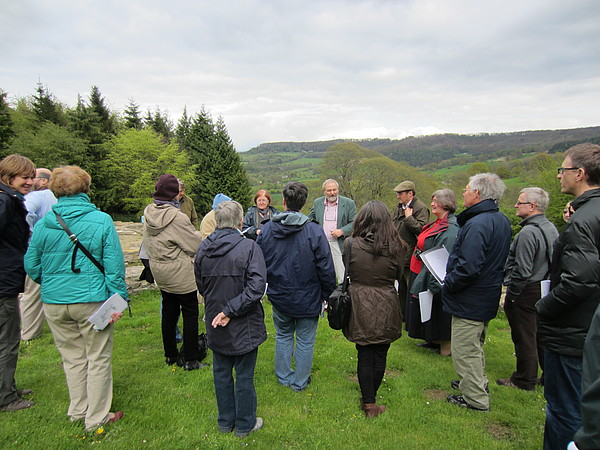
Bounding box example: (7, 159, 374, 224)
(212, 348, 258, 433)
(543, 349, 583, 450)
(272, 307, 318, 391)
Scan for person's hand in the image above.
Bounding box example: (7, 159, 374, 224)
(256, 229, 261, 235)
(212, 312, 231, 328)
(331, 229, 343, 238)
(109, 312, 123, 324)
(404, 207, 413, 217)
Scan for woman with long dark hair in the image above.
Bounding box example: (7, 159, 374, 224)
(342, 200, 405, 418)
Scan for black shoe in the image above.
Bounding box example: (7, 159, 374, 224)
(417, 342, 440, 349)
(184, 360, 209, 371)
(451, 379, 489, 393)
(447, 395, 488, 412)
(165, 356, 178, 366)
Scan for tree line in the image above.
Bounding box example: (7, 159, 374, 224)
(0, 84, 250, 217)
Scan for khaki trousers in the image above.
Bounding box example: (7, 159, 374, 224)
(328, 240, 345, 284)
(451, 316, 490, 410)
(19, 276, 45, 341)
(44, 302, 114, 430)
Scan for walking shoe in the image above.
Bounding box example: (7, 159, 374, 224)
(447, 395, 488, 412)
(235, 417, 264, 438)
(496, 378, 535, 391)
(0, 398, 35, 412)
(416, 342, 440, 349)
(183, 360, 209, 370)
(362, 403, 386, 418)
(219, 426, 233, 434)
(451, 379, 489, 393)
(17, 389, 33, 398)
(165, 356, 178, 365)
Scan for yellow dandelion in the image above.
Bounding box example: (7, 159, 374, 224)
(96, 427, 105, 435)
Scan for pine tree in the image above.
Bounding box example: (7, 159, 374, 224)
(144, 108, 173, 142)
(31, 82, 66, 126)
(175, 106, 192, 150)
(0, 90, 14, 155)
(88, 85, 116, 136)
(123, 98, 143, 130)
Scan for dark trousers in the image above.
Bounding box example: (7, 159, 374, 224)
(0, 296, 20, 407)
(543, 349, 583, 450)
(161, 290, 199, 361)
(212, 348, 258, 433)
(356, 343, 390, 404)
(504, 283, 544, 389)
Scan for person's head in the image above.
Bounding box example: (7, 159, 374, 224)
(254, 189, 272, 210)
(559, 143, 600, 197)
(322, 179, 339, 203)
(177, 179, 185, 200)
(515, 187, 549, 219)
(431, 189, 457, 218)
(49, 166, 91, 197)
(464, 173, 506, 208)
(212, 193, 232, 210)
(353, 200, 405, 258)
(33, 168, 52, 191)
(562, 201, 574, 222)
(282, 181, 308, 212)
(153, 174, 180, 201)
(394, 180, 416, 206)
(0, 154, 36, 195)
(215, 201, 244, 230)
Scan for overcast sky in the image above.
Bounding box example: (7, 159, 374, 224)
(2, 0, 599, 151)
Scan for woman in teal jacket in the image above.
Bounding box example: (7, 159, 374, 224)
(24, 166, 127, 432)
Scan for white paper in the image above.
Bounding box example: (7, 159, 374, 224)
(419, 246, 450, 285)
(419, 290, 433, 323)
(540, 279, 551, 298)
(88, 293, 128, 331)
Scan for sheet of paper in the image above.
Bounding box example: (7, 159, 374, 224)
(419, 290, 433, 323)
(540, 279, 551, 298)
(88, 293, 128, 331)
(420, 246, 450, 285)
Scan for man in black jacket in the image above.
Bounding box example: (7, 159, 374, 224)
(536, 143, 600, 450)
(194, 201, 267, 438)
(443, 173, 511, 412)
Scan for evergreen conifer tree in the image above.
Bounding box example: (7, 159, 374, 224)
(0, 90, 14, 155)
(31, 82, 67, 126)
(123, 98, 143, 130)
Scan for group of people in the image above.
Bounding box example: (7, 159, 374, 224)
(1, 142, 599, 448)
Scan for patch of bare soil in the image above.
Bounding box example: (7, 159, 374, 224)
(424, 389, 448, 401)
(487, 422, 516, 440)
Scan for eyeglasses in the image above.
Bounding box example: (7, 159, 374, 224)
(515, 202, 532, 206)
(557, 167, 580, 174)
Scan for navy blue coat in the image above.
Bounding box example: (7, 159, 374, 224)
(195, 228, 267, 356)
(257, 211, 336, 318)
(0, 182, 29, 296)
(442, 199, 511, 322)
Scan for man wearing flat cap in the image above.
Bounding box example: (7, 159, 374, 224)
(392, 180, 430, 319)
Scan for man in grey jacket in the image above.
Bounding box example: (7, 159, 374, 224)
(498, 187, 558, 391)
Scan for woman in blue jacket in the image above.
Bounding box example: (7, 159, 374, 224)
(25, 166, 128, 432)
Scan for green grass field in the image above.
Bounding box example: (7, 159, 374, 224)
(3, 290, 545, 449)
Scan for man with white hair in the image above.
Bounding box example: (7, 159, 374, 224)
(443, 173, 511, 412)
(499, 187, 558, 391)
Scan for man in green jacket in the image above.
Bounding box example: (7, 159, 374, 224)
(308, 179, 356, 283)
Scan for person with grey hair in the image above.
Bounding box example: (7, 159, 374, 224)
(194, 201, 267, 438)
(498, 187, 558, 391)
(406, 189, 459, 357)
(443, 173, 511, 411)
(308, 179, 357, 283)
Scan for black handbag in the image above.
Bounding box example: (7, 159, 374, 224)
(327, 237, 352, 330)
(176, 332, 209, 366)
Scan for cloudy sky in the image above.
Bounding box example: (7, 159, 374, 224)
(2, 0, 599, 151)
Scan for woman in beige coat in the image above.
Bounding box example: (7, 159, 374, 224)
(343, 201, 405, 418)
(143, 174, 202, 370)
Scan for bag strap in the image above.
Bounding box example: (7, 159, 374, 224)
(341, 237, 353, 292)
(528, 222, 552, 279)
(55, 213, 105, 275)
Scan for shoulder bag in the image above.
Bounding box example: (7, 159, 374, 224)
(327, 237, 352, 330)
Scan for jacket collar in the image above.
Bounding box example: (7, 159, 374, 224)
(456, 199, 499, 227)
(571, 187, 600, 210)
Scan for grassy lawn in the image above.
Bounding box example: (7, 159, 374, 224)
(3, 290, 545, 449)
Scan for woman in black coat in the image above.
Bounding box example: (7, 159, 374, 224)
(242, 189, 279, 240)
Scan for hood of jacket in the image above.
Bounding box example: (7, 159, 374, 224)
(270, 211, 309, 238)
(571, 187, 600, 210)
(203, 227, 245, 258)
(456, 199, 499, 227)
(43, 193, 98, 230)
(143, 203, 180, 236)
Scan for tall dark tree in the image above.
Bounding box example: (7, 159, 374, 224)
(175, 106, 192, 150)
(144, 108, 173, 142)
(88, 85, 116, 136)
(123, 98, 143, 130)
(0, 90, 14, 156)
(31, 82, 66, 126)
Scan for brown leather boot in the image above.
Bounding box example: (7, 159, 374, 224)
(362, 403, 386, 418)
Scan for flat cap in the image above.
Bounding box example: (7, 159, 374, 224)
(394, 181, 416, 192)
